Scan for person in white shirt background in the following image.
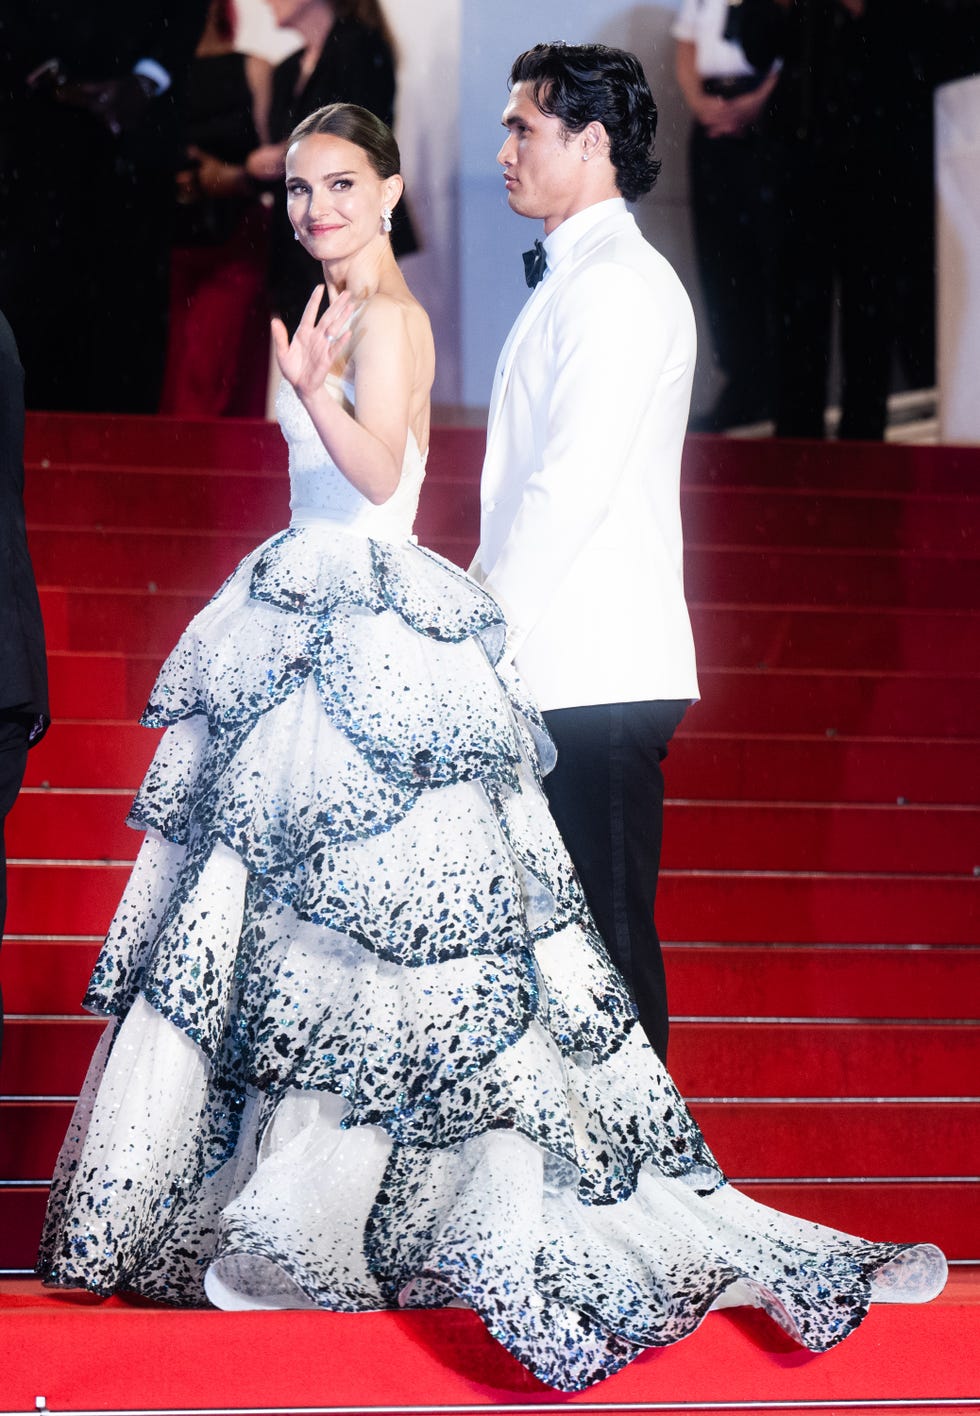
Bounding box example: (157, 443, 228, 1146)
(471, 41, 699, 1065)
(673, 0, 779, 431)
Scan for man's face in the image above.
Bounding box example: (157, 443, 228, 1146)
(497, 81, 587, 233)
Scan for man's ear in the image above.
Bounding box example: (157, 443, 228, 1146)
(580, 121, 608, 162)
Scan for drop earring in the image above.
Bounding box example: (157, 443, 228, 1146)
(381, 207, 393, 234)
(293, 230, 300, 241)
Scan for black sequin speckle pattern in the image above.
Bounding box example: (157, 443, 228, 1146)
(37, 380, 947, 1391)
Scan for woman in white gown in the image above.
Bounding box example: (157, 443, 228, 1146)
(37, 103, 946, 1392)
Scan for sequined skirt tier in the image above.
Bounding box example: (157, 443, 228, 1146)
(37, 523, 947, 1392)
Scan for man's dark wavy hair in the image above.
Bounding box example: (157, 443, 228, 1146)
(509, 42, 661, 201)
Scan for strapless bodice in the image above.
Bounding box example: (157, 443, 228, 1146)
(276, 376, 425, 543)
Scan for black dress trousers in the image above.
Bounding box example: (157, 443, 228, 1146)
(541, 699, 688, 1065)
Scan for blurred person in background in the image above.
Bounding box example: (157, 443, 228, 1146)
(245, 0, 417, 335)
(739, 0, 932, 439)
(891, 0, 980, 395)
(674, 0, 779, 432)
(160, 0, 274, 416)
(0, 310, 49, 1059)
(0, 3, 208, 412)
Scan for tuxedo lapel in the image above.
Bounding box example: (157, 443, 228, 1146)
(485, 277, 559, 439)
(485, 208, 636, 451)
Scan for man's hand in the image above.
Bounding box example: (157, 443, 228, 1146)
(703, 98, 746, 137)
(194, 147, 250, 199)
(702, 91, 767, 138)
(694, 93, 732, 132)
(246, 142, 288, 183)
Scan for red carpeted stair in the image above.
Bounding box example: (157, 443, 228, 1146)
(1, 416, 978, 1414)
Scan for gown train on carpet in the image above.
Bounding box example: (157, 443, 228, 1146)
(37, 380, 946, 1392)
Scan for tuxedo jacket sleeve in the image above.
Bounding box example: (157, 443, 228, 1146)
(475, 211, 699, 712)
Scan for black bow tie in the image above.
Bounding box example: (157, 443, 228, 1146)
(522, 239, 547, 288)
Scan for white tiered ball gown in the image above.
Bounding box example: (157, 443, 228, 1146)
(38, 377, 946, 1392)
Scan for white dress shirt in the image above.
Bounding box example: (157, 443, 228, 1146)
(672, 0, 758, 79)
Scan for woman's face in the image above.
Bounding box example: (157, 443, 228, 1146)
(285, 132, 398, 264)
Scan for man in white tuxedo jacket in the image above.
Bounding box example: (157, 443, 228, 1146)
(470, 42, 699, 1063)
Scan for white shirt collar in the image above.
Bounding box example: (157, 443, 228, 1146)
(541, 197, 628, 274)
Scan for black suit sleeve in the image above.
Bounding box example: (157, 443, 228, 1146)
(925, 0, 980, 84)
(738, 0, 792, 70)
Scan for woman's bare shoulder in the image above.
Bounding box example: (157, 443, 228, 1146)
(355, 290, 433, 380)
(356, 288, 430, 341)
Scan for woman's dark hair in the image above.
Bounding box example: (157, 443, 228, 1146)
(288, 102, 401, 179)
(332, 0, 398, 59)
(509, 42, 661, 201)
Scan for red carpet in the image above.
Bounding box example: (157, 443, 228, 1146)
(1, 1269, 979, 1414)
(1, 415, 978, 1412)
